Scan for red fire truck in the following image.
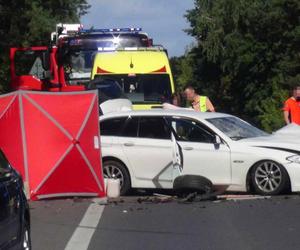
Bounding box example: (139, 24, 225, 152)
(10, 24, 153, 92)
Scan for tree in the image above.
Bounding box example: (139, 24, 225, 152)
(0, 0, 90, 91)
(180, 0, 300, 131)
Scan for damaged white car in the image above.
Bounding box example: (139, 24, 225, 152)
(100, 110, 300, 196)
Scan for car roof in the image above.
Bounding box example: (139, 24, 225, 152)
(100, 109, 233, 121)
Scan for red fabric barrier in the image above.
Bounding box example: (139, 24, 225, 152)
(0, 90, 105, 200)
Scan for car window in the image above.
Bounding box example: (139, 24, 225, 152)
(169, 118, 215, 143)
(122, 117, 139, 137)
(0, 151, 11, 178)
(100, 117, 127, 136)
(138, 117, 170, 140)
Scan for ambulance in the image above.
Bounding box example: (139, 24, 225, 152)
(90, 47, 175, 110)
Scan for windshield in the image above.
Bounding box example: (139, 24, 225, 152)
(87, 78, 126, 104)
(206, 116, 268, 140)
(95, 74, 172, 104)
(63, 50, 97, 81)
(60, 33, 151, 84)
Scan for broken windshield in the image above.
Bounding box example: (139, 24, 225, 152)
(207, 117, 268, 140)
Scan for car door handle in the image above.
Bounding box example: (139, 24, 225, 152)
(124, 142, 135, 147)
(183, 146, 194, 151)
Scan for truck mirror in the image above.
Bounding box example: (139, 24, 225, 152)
(43, 70, 52, 80)
(42, 51, 50, 70)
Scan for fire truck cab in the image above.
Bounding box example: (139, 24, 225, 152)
(10, 24, 153, 92)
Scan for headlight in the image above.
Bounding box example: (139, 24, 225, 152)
(286, 155, 300, 164)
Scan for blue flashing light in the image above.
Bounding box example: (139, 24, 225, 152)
(79, 27, 142, 33)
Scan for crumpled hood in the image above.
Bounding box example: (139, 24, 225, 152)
(238, 124, 300, 153)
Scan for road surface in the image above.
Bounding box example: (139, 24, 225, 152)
(30, 195, 300, 250)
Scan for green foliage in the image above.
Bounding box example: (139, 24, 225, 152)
(173, 0, 300, 131)
(0, 0, 90, 91)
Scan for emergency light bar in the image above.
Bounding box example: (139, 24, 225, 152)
(80, 27, 142, 33)
(97, 46, 165, 52)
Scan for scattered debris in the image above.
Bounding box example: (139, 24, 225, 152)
(137, 196, 174, 204)
(218, 194, 271, 201)
(178, 191, 218, 204)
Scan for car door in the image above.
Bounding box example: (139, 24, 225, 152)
(168, 117, 231, 185)
(120, 116, 173, 188)
(100, 116, 128, 147)
(0, 151, 21, 248)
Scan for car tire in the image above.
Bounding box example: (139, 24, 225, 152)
(173, 175, 213, 195)
(251, 160, 290, 195)
(103, 160, 131, 195)
(21, 221, 31, 250)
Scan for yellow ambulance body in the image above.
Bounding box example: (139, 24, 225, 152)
(91, 48, 175, 110)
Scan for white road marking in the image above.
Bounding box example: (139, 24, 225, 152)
(65, 198, 106, 250)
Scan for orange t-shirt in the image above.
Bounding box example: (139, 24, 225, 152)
(283, 97, 300, 125)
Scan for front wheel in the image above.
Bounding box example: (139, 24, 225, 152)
(103, 160, 131, 195)
(251, 160, 290, 195)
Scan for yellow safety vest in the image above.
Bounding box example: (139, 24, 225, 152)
(199, 96, 207, 112)
(192, 96, 207, 112)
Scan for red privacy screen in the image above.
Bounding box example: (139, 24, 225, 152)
(0, 90, 105, 200)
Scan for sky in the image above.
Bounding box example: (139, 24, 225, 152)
(81, 0, 195, 57)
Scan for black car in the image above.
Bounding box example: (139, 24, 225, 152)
(0, 150, 31, 250)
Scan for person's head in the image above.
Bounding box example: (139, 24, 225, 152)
(184, 86, 197, 101)
(171, 93, 181, 106)
(292, 86, 300, 100)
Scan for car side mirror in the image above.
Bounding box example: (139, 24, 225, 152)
(43, 70, 52, 79)
(214, 135, 222, 144)
(42, 51, 50, 70)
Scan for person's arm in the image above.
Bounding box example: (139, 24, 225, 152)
(283, 110, 290, 125)
(283, 100, 290, 125)
(206, 98, 215, 112)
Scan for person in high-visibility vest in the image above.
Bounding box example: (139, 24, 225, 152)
(184, 86, 215, 112)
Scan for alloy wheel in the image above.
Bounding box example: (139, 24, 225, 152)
(103, 165, 124, 187)
(254, 161, 282, 193)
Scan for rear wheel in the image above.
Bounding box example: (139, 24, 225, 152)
(103, 160, 131, 195)
(251, 160, 289, 195)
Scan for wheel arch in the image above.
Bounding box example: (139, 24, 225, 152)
(245, 159, 291, 193)
(102, 156, 132, 183)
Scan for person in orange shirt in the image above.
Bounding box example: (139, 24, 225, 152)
(283, 86, 300, 125)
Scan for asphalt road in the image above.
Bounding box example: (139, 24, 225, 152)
(30, 195, 300, 250)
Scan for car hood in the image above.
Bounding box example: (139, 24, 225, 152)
(238, 124, 300, 153)
(239, 136, 300, 153)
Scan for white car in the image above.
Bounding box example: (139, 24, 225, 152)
(99, 110, 300, 195)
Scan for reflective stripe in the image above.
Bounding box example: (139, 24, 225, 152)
(199, 96, 207, 112)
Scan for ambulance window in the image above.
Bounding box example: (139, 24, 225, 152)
(100, 117, 127, 136)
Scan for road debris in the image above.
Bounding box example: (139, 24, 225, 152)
(218, 194, 271, 201)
